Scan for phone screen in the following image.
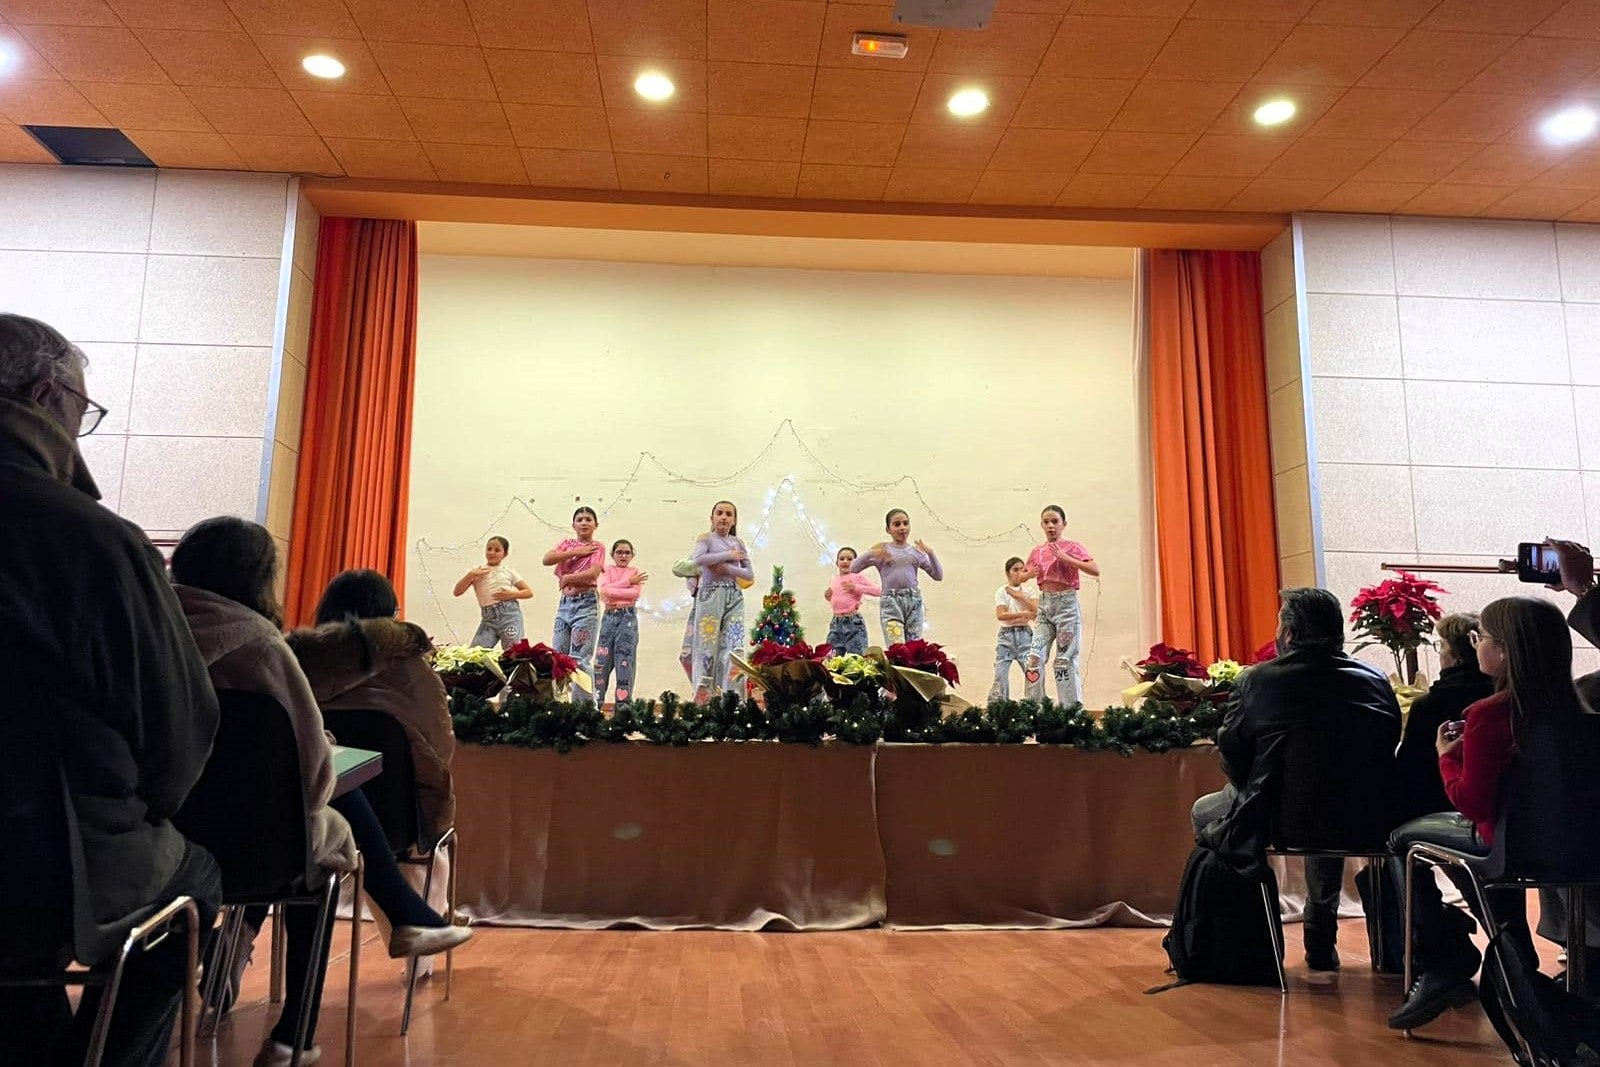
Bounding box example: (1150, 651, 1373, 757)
(1518, 542, 1561, 584)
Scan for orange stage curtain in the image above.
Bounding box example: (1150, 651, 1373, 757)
(1146, 249, 1280, 664)
(283, 218, 418, 627)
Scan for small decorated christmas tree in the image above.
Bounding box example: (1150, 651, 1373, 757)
(751, 565, 804, 647)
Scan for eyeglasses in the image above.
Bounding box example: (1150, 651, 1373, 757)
(57, 382, 107, 437)
(1469, 630, 1496, 648)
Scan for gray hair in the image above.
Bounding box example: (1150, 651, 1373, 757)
(0, 314, 86, 396)
(1279, 587, 1345, 651)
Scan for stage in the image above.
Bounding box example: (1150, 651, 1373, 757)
(452, 742, 1227, 931)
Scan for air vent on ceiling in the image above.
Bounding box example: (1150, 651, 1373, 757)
(892, 0, 994, 30)
(23, 126, 154, 168)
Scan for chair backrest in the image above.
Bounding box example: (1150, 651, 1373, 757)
(1269, 701, 1401, 854)
(320, 708, 418, 856)
(1486, 711, 1600, 883)
(172, 689, 311, 901)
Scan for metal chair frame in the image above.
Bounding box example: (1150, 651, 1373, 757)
(398, 826, 459, 1034)
(1260, 847, 1394, 994)
(0, 895, 201, 1067)
(201, 856, 364, 1067)
(1402, 840, 1600, 1059)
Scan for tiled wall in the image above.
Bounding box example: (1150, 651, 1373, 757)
(0, 164, 309, 557)
(1293, 213, 1600, 676)
(1260, 227, 1317, 593)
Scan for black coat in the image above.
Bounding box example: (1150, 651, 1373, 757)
(1394, 663, 1494, 824)
(1200, 645, 1402, 872)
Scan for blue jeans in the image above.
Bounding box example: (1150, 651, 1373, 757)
(1027, 589, 1082, 705)
(594, 607, 639, 705)
(692, 581, 744, 699)
(988, 626, 1034, 702)
(552, 591, 598, 701)
(471, 600, 523, 649)
(827, 612, 868, 655)
(879, 588, 924, 645)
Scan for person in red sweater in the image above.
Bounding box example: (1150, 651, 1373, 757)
(1388, 596, 1583, 1030)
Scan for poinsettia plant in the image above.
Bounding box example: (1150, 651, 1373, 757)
(750, 640, 833, 667)
(1249, 640, 1278, 665)
(431, 644, 507, 698)
(501, 640, 580, 682)
(1350, 571, 1446, 678)
(885, 640, 960, 686)
(1133, 642, 1207, 681)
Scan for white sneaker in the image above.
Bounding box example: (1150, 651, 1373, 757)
(388, 923, 473, 959)
(251, 1040, 321, 1066)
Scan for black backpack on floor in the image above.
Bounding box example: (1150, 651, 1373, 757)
(1151, 844, 1283, 990)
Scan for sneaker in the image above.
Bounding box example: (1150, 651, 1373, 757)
(252, 1040, 321, 1067)
(388, 923, 473, 959)
(1387, 971, 1478, 1030)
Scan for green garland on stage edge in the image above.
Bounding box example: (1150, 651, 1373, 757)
(448, 689, 1225, 756)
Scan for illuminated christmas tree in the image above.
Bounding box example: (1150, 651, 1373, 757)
(751, 566, 805, 647)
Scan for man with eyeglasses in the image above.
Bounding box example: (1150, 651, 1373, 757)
(0, 313, 221, 1067)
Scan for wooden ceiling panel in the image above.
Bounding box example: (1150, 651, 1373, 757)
(9, 0, 1600, 221)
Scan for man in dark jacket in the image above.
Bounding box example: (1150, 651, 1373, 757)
(1192, 587, 1403, 971)
(0, 314, 221, 1067)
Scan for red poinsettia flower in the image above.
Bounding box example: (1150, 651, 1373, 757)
(749, 640, 833, 667)
(501, 640, 580, 682)
(1248, 640, 1278, 665)
(886, 639, 960, 685)
(1135, 642, 1207, 679)
(1348, 571, 1446, 659)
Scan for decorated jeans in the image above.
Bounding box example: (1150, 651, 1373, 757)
(552, 591, 598, 702)
(827, 612, 869, 655)
(470, 600, 524, 649)
(1026, 589, 1082, 706)
(692, 580, 745, 699)
(988, 625, 1038, 703)
(594, 607, 639, 706)
(879, 588, 924, 646)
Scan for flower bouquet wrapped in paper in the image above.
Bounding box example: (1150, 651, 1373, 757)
(881, 640, 970, 734)
(431, 644, 507, 698)
(730, 639, 833, 708)
(500, 639, 593, 702)
(821, 651, 886, 707)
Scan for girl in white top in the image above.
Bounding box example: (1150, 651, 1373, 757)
(453, 535, 533, 649)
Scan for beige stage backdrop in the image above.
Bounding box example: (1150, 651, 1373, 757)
(408, 255, 1147, 709)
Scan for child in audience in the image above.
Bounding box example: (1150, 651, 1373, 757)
(595, 539, 647, 707)
(989, 556, 1039, 702)
(851, 508, 942, 645)
(1021, 505, 1099, 706)
(543, 507, 606, 701)
(824, 546, 879, 655)
(452, 535, 531, 650)
(689, 500, 752, 700)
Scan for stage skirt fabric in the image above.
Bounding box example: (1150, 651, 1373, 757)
(452, 743, 1227, 931)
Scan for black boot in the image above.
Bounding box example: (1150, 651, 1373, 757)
(1388, 968, 1478, 1030)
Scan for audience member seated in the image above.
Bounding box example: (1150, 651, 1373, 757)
(0, 314, 222, 1067)
(289, 569, 456, 853)
(1388, 597, 1580, 1030)
(171, 518, 470, 1067)
(1192, 587, 1402, 972)
(1394, 613, 1493, 825)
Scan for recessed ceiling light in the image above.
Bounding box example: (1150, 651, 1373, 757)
(0, 40, 20, 76)
(1541, 105, 1598, 145)
(947, 88, 988, 117)
(634, 71, 675, 102)
(301, 54, 345, 79)
(1253, 99, 1296, 126)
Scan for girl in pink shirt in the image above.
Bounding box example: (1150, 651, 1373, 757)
(542, 506, 605, 701)
(594, 539, 647, 707)
(824, 547, 880, 655)
(1020, 504, 1099, 706)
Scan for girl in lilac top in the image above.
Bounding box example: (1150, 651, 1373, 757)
(688, 500, 752, 700)
(851, 508, 942, 645)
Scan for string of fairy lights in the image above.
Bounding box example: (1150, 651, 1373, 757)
(410, 418, 1100, 691)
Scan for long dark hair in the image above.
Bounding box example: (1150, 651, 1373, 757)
(1480, 596, 1584, 744)
(314, 569, 398, 625)
(171, 517, 282, 628)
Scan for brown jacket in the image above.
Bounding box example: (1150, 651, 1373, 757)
(288, 618, 456, 847)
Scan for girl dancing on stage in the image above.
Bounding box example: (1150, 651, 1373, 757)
(688, 500, 752, 701)
(453, 535, 532, 649)
(824, 546, 879, 655)
(543, 507, 605, 700)
(851, 509, 942, 645)
(1021, 505, 1098, 705)
(595, 539, 647, 706)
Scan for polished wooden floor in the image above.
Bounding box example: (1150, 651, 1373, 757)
(203, 916, 1532, 1066)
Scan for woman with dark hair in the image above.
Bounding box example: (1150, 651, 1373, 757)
(1388, 597, 1586, 1031)
(172, 519, 469, 1066)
